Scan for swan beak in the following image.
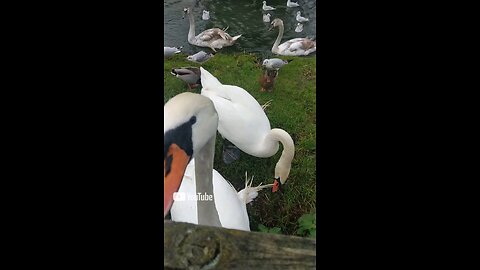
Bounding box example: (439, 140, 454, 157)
(268, 25, 274, 31)
(272, 177, 281, 192)
(164, 144, 191, 217)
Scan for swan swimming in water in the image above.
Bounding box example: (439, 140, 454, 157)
(269, 18, 316, 56)
(183, 7, 241, 52)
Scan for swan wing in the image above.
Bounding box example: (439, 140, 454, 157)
(170, 159, 250, 231)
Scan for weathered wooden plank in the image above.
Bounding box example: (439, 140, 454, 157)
(164, 220, 316, 270)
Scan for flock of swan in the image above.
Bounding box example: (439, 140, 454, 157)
(164, 2, 316, 57)
(164, 68, 295, 231)
(164, 1, 315, 231)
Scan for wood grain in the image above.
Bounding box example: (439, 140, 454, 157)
(164, 220, 316, 269)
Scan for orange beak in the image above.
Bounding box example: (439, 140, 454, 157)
(272, 178, 281, 193)
(164, 144, 191, 217)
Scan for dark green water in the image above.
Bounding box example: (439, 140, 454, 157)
(164, 0, 316, 58)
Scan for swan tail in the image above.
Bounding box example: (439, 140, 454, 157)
(199, 67, 224, 90)
(237, 172, 273, 204)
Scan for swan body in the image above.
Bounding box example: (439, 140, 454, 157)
(202, 10, 210, 20)
(270, 18, 316, 56)
(171, 67, 201, 90)
(295, 22, 304, 33)
(287, 0, 300, 8)
(170, 159, 272, 231)
(263, 13, 271, 23)
(262, 1, 276, 11)
(296, 11, 309, 22)
(164, 46, 182, 58)
(199, 67, 295, 191)
(183, 7, 241, 52)
(187, 50, 214, 64)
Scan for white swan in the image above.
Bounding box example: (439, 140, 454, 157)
(199, 67, 295, 192)
(164, 92, 221, 227)
(183, 7, 241, 52)
(296, 11, 309, 22)
(262, 1, 276, 11)
(170, 159, 272, 231)
(287, 0, 300, 8)
(269, 18, 316, 56)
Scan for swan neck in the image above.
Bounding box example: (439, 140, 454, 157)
(187, 12, 196, 42)
(194, 135, 222, 227)
(267, 128, 294, 166)
(273, 23, 284, 52)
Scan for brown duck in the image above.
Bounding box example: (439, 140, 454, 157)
(259, 69, 278, 92)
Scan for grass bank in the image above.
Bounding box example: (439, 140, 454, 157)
(164, 53, 316, 236)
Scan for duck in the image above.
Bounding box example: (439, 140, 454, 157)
(183, 7, 242, 52)
(295, 22, 304, 33)
(259, 69, 278, 92)
(170, 67, 201, 90)
(263, 13, 271, 23)
(164, 46, 182, 58)
(296, 11, 309, 22)
(262, 1, 276, 11)
(269, 18, 316, 56)
(170, 159, 272, 231)
(262, 58, 290, 71)
(287, 0, 300, 8)
(186, 50, 214, 64)
(202, 10, 210, 20)
(199, 67, 295, 192)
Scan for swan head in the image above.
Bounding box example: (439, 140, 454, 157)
(164, 92, 218, 217)
(296, 11, 301, 15)
(269, 18, 283, 31)
(272, 159, 291, 193)
(262, 59, 269, 66)
(263, 1, 267, 4)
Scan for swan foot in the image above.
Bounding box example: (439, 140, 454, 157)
(237, 171, 274, 204)
(261, 99, 273, 110)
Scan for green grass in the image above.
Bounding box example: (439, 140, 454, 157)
(164, 53, 316, 236)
